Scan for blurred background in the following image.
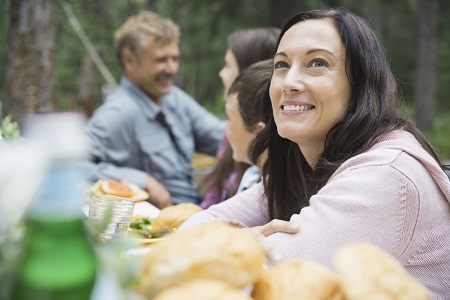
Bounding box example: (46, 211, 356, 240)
(0, 0, 449, 160)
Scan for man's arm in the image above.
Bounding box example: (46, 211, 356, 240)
(178, 90, 225, 156)
(86, 107, 172, 208)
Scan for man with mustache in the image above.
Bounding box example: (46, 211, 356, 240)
(86, 11, 224, 209)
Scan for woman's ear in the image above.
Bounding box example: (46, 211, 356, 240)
(255, 122, 266, 133)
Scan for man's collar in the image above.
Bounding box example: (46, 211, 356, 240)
(120, 76, 167, 120)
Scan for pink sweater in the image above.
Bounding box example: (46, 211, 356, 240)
(181, 130, 450, 299)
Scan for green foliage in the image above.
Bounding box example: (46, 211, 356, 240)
(427, 113, 450, 161)
(401, 103, 450, 161)
(0, 0, 449, 153)
(157, 0, 271, 105)
(0, 114, 21, 141)
(55, 0, 125, 110)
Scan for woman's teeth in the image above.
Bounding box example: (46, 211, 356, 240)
(282, 105, 314, 111)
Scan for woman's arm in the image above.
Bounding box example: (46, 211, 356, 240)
(266, 161, 418, 269)
(180, 182, 270, 230)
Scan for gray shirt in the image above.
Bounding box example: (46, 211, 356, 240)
(85, 77, 225, 204)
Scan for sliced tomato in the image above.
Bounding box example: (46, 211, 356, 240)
(101, 180, 134, 198)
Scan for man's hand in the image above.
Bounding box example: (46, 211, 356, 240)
(146, 175, 172, 209)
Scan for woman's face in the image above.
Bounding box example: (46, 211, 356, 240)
(270, 18, 351, 164)
(225, 92, 258, 165)
(219, 48, 240, 93)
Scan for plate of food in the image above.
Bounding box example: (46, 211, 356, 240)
(127, 203, 203, 245)
(90, 179, 149, 202)
(128, 215, 172, 245)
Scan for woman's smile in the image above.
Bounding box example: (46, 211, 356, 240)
(281, 102, 315, 113)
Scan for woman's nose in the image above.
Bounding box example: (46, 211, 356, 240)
(282, 67, 305, 94)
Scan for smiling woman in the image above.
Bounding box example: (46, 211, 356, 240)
(179, 8, 450, 300)
(270, 18, 351, 165)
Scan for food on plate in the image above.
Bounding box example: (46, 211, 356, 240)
(137, 222, 265, 299)
(91, 179, 149, 201)
(129, 215, 174, 243)
(151, 202, 202, 231)
(130, 215, 152, 231)
(333, 243, 431, 300)
(129, 215, 172, 239)
(153, 279, 253, 300)
(252, 260, 345, 300)
(100, 179, 134, 197)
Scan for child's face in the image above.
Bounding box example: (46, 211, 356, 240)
(219, 49, 240, 94)
(225, 92, 258, 165)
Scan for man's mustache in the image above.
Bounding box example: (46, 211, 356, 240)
(157, 73, 175, 81)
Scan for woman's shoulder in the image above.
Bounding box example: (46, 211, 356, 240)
(335, 130, 432, 175)
(330, 131, 446, 197)
(335, 147, 405, 175)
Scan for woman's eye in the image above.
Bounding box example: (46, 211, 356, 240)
(274, 61, 289, 69)
(310, 59, 328, 68)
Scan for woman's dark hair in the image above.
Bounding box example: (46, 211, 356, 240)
(249, 8, 446, 220)
(228, 27, 281, 72)
(199, 28, 280, 199)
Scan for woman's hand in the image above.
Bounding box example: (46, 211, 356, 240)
(252, 219, 301, 237)
(249, 219, 301, 265)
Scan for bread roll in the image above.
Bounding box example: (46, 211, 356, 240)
(252, 260, 345, 300)
(333, 243, 431, 300)
(137, 222, 265, 299)
(151, 202, 202, 231)
(153, 279, 253, 300)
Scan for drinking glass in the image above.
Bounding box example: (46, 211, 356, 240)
(88, 194, 135, 243)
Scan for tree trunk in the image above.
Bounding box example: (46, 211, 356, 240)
(414, 0, 438, 132)
(2, 0, 56, 127)
(76, 55, 96, 117)
(269, 0, 307, 29)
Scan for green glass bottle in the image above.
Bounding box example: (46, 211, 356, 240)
(11, 113, 97, 300)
